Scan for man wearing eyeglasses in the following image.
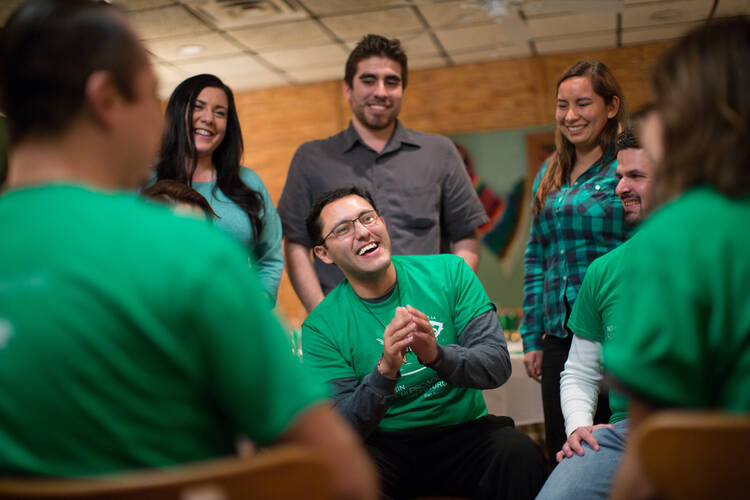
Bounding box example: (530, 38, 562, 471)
(302, 186, 546, 500)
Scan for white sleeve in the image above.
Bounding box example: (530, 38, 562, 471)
(560, 335, 604, 437)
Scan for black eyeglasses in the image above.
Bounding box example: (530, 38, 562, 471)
(321, 210, 380, 243)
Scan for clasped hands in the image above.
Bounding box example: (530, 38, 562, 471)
(377, 305, 438, 378)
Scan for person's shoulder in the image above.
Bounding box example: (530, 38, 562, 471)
(399, 125, 454, 149)
(304, 283, 352, 328)
(238, 166, 269, 193)
(395, 253, 463, 273)
(294, 128, 348, 154)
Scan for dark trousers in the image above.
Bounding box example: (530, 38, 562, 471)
(365, 415, 546, 500)
(541, 335, 611, 464)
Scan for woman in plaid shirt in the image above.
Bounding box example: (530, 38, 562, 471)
(521, 61, 631, 463)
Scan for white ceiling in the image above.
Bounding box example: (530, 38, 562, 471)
(2, 0, 748, 98)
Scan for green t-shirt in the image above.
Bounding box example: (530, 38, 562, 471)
(567, 239, 636, 424)
(302, 254, 495, 431)
(604, 187, 750, 411)
(0, 184, 328, 476)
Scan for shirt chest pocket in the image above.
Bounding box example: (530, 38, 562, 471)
(390, 184, 440, 229)
(575, 184, 617, 219)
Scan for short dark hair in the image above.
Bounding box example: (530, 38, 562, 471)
(142, 179, 217, 218)
(306, 186, 378, 246)
(0, 0, 146, 145)
(616, 127, 640, 153)
(344, 34, 408, 89)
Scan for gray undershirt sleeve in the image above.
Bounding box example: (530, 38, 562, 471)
(432, 309, 511, 389)
(329, 367, 399, 439)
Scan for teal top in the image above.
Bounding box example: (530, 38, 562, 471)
(302, 254, 494, 432)
(604, 187, 750, 411)
(522, 149, 632, 352)
(0, 184, 327, 476)
(192, 167, 283, 303)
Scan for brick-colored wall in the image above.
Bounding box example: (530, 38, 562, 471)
(232, 40, 671, 327)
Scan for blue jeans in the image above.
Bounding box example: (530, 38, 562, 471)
(535, 419, 629, 500)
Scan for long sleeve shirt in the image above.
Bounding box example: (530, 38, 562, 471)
(521, 148, 631, 352)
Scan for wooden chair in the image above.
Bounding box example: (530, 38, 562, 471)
(0, 445, 332, 500)
(633, 410, 750, 500)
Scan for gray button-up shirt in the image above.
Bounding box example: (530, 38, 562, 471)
(278, 120, 488, 294)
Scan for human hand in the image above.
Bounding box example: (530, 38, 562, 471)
(378, 307, 415, 378)
(402, 305, 438, 365)
(523, 350, 543, 382)
(556, 424, 615, 462)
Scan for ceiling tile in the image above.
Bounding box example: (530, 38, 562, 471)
(228, 20, 334, 51)
(622, 0, 713, 28)
(434, 24, 509, 53)
(398, 32, 441, 57)
(528, 12, 616, 38)
(220, 72, 290, 92)
(417, 0, 497, 28)
(714, 0, 750, 16)
(145, 33, 241, 62)
(535, 31, 616, 55)
(321, 7, 424, 41)
(301, 0, 409, 16)
(449, 45, 531, 64)
(622, 21, 702, 45)
(258, 43, 349, 70)
(129, 5, 211, 40)
(408, 55, 448, 71)
(286, 66, 346, 84)
(174, 54, 273, 79)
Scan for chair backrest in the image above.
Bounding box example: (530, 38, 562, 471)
(634, 410, 750, 500)
(0, 445, 332, 500)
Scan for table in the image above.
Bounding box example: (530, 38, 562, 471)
(483, 341, 544, 426)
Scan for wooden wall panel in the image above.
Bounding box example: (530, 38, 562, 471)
(229, 40, 673, 327)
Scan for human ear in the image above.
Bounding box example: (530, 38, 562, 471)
(313, 244, 333, 265)
(84, 70, 120, 130)
(607, 95, 621, 119)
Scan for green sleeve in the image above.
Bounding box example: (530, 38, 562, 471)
(193, 245, 328, 446)
(451, 255, 496, 336)
(567, 259, 604, 343)
(302, 315, 359, 383)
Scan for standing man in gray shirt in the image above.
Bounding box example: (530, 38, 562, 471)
(278, 34, 488, 312)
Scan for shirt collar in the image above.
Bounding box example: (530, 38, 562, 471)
(341, 120, 421, 154)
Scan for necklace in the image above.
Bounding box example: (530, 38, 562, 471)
(359, 280, 410, 364)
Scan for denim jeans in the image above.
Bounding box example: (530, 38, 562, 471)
(535, 419, 629, 500)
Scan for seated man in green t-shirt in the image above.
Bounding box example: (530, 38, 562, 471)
(0, 2, 376, 498)
(535, 124, 655, 500)
(302, 186, 546, 499)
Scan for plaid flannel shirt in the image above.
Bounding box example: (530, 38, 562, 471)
(521, 149, 632, 352)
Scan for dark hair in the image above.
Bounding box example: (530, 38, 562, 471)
(615, 127, 640, 153)
(0, 0, 146, 145)
(306, 186, 378, 246)
(155, 73, 263, 237)
(534, 60, 627, 216)
(142, 179, 217, 218)
(345, 34, 408, 89)
(650, 16, 750, 206)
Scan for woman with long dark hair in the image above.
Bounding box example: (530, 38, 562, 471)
(521, 61, 631, 462)
(156, 74, 282, 303)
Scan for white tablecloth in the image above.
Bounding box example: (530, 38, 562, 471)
(483, 349, 544, 426)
